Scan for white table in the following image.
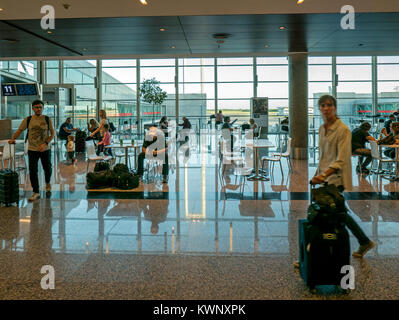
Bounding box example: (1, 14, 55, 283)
(246, 139, 275, 181)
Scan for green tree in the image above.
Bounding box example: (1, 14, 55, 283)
(139, 78, 167, 124)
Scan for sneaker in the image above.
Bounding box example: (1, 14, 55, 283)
(352, 241, 375, 258)
(162, 176, 168, 184)
(28, 193, 40, 202)
(46, 183, 52, 192)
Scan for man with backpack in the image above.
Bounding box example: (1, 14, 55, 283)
(9, 100, 55, 202)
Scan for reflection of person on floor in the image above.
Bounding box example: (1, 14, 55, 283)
(144, 200, 169, 234)
(27, 200, 53, 259)
(137, 127, 169, 183)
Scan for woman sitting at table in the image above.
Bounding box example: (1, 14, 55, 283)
(86, 119, 101, 142)
(96, 124, 113, 157)
(382, 122, 399, 159)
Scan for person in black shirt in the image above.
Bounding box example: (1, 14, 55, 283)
(352, 122, 377, 173)
(383, 114, 395, 135)
(59, 118, 78, 142)
(221, 117, 236, 152)
(137, 127, 169, 183)
(179, 117, 191, 130)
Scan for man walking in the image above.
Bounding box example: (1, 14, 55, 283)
(9, 100, 55, 201)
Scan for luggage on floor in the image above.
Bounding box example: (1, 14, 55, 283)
(299, 219, 350, 290)
(114, 172, 139, 190)
(75, 130, 87, 152)
(94, 161, 111, 172)
(86, 170, 114, 189)
(113, 163, 130, 174)
(0, 169, 19, 206)
(0, 145, 19, 206)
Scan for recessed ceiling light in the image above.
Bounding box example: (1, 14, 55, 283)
(139, 0, 148, 5)
(297, 0, 304, 4)
(279, 26, 287, 30)
(47, 30, 53, 34)
(170, 45, 176, 49)
(264, 44, 269, 48)
(0, 8, 4, 11)
(160, 28, 165, 32)
(82, 48, 87, 51)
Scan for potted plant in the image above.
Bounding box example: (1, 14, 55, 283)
(139, 78, 167, 125)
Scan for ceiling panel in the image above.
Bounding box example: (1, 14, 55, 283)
(0, 12, 399, 58)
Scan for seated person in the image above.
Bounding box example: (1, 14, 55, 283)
(137, 127, 169, 183)
(352, 122, 376, 174)
(221, 117, 235, 151)
(383, 122, 399, 159)
(249, 118, 258, 136)
(96, 124, 113, 157)
(383, 114, 395, 135)
(86, 119, 101, 141)
(59, 117, 78, 142)
(281, 117, 289, 132)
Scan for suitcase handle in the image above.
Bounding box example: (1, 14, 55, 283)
(7, 142, 16, 171)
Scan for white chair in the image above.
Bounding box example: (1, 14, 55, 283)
(370, 140, 395, 175)
(86, 141, 112, 172)
(272, 137, 292, 172)
(261, 152, 283, 178)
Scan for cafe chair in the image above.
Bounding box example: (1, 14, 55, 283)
(86, 141, 112, 172)
(370, 140, 395, 175)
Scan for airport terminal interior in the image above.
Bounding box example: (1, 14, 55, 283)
(1, 1, 399, 300)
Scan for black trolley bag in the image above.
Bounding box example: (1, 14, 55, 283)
(299, 182, 350, 291)
(0, 144, 19, 206)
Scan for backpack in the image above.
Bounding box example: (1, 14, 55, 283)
(377, 134, 396, 145)
(109, 122, 116, 132)
(94, 161, 110, 172)
(307, 184, 347, 228)
(113, 163, 130, 174)
(25, 115, 50, 142)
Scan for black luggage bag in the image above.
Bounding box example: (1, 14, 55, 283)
(299, 219, 350, 289)
(299, 183, 350, 291)
(0, 169, 19, 206)
(75, 130, 87, 152)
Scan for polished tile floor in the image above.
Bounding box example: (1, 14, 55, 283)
(1, 138, 399, 300)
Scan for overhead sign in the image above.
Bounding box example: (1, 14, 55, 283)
(1, 83, 39, 97)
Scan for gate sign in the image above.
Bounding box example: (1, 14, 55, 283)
(1, 83, 39, 97)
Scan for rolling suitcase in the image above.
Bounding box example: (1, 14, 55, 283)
(299, 219, 350, 290)
(299, 183, 350, 291)
(0, 144, 19, 207)
(75, 130, 87, 152)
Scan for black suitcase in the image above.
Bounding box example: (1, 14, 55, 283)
(299, 219, 350, 290)
(75, 130, 87, 152)
(0, 166, 19, 207)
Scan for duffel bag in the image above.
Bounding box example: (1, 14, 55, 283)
(114, 172, 139, 190)
(86, 170, 114, 189)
